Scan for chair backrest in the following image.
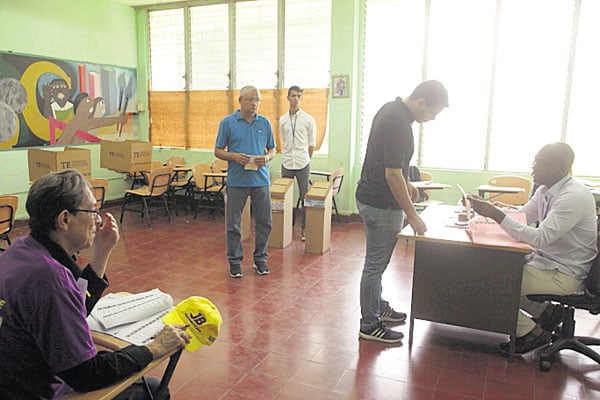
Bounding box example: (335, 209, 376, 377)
(192, 163, 212, 190)
(210, 158, 228, 173)
(165, 156, 186, 167)
(330, 168, 344, 196)
(420, 171, 432, 181)
(0, 195, 18, 236)
(149, 160, 164, 171)
(488, 175, 532, 205)
(584, 221, 600, 296)
(210, 159, 228, 186)
(88, 178, 108, 209)
(147, 167, 173, 196)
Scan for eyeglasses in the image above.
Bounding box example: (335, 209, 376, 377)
(70, 209, 102, 220)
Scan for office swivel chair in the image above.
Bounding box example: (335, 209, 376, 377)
(528, 223, 600, 372)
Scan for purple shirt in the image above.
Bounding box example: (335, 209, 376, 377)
(0, 235, 97, 399)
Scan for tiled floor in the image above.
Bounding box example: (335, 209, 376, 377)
(9, 203, 600, 399)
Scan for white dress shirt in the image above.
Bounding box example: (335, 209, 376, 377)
(500, 175, 598, 279)
(279, 109, 316, 170)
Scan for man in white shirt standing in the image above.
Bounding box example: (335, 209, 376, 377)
(470, 142, 598, 354)
(279, 86, 317, 241)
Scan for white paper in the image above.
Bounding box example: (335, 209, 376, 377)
(89, 289, 173, 330)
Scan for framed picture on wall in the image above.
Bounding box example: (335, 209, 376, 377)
(332, 75, 349, 98)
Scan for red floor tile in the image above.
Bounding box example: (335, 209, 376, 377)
(7, 204, 600, 400)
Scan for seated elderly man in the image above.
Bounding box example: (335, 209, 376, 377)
(0, 170, 190, 399)
(469, 142, 597, 354)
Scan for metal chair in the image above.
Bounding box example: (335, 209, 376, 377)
(488, 175, 532, 205)
(120, 167, 173, 227)
(330, 168, 344, 223)
(0, 195, 18, 251)
(88, 178, 108, 209)
(190, 163, 226, 219)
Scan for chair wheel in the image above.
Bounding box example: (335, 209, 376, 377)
(539, 359, 552, 372)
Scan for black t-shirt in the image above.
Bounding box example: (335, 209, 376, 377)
(356, 98, 414, 210)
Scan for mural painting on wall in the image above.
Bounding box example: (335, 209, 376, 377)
(0, 51, 137, 149)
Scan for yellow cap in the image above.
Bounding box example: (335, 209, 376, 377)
(162, 296, 222, 352)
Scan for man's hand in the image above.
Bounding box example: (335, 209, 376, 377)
(407, 182, 420, 203)
(407, 214, 427, 235)
(468, 196, 506, 224)
(94, 212, 119, 253)
(233, 153, 250, 165)
(89, 212, 120, 278)
(254, 155, 269, 167)
(145, 324, 191, 358)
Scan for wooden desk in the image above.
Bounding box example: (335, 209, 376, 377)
(476, 184, 525, 200)
(62, 331, 181, 400)
(399, 205, 531, 358)
(411, 181, 451, 190)
(310, 170, 332, 180)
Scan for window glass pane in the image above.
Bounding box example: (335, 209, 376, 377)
(235, 0, 278, 89)
(421, 0, 496, 170)
(566, 0, 600, 176)
(488, 0, 573, 171)
(362, 0, 425, 162)
(190, 4, 229, 90)
(149, 9, 185, 91)
(284, 0, 331, 88)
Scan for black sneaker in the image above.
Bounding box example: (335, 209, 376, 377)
(380, 305, 407, 324)
(229, 265, 243, 278)
(359, 324, 403, 344)
(253, 263, 270, 275)
(498, 330, 551, 354)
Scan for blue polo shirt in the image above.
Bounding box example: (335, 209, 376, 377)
(215, 110, 275, 187)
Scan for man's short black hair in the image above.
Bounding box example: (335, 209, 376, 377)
(288, 86, 303, 96)
(408, 80, 449, 108)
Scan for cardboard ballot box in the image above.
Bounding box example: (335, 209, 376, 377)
(268, 178, 294, 249)
(28, 147, 91, 182)
(304, 180, 332, 254)
(100, 140, 152, 173)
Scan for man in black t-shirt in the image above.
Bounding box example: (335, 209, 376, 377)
(356, 80, 448, 344)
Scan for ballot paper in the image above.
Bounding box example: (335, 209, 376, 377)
(87, 289, 174, 345)
(456, 184, 472, 220)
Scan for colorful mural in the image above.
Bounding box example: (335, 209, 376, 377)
(0, 51, 137, 149)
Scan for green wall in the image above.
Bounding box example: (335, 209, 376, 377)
(0, 0, 138, 219)
(3, 0, 594, 221)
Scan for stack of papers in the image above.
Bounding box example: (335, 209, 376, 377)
(87, 289, 173, 345)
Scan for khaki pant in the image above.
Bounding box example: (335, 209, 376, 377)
(517, 265, 584, 336)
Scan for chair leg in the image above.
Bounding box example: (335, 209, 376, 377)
(119, 193, 130, 223)
(540, 336, 600, 367)
(332, 197, 340, 223)
(162, 195, 171, 222)
(141, 197, 152, 227)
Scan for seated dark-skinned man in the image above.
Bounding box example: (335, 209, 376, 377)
(468, 142, 597, 354)
(0, 170, 190, 399)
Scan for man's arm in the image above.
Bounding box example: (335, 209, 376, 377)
(385, 168, 426, 234)
(215, 147, 250, 165)
(58, 324, 189, 392)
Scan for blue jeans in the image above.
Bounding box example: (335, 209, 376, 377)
(357, 199, 404, 331)
(281, 164, 311, 229)
(226, 186, 272, 266)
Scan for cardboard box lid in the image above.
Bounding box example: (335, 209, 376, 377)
(272, 177, 293, 188)
(306, 181, 332, 200)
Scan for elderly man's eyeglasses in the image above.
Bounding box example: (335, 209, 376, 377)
(70, 209, 102, 220)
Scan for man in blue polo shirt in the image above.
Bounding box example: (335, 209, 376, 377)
(215, 85, 276, 278)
